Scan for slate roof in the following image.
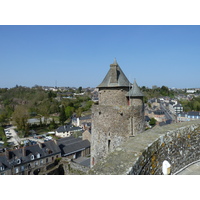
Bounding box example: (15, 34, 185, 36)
(97, 60, 130, 88)
(126, 79, 144, 97)
(173, 104, 183, 108)
(1, 140, 61, 170)
(154, 110, 164, 115)
(178, 112, 200, 117)
(56, 125, 82, 133)
(187, 111, 200, 116)
(62, 140, 90, 156)
(80, 115, 91, 121)
(57, 136, 90, 156)
(0, 155, 11, 170)
(41, 140, 61, 155)
(57, 136, 82, 146)
(145, 116, 150, 122)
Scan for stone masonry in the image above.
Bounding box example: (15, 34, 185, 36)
(88, 120, 200, 175)
(91, 60, 145, 167)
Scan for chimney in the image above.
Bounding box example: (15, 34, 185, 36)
(21, 147, 25, 157)
(4, 148, 9, 159)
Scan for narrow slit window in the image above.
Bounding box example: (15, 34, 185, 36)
(108, 140, 111, 151)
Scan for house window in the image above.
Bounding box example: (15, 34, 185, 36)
(46, 158, 48, 163)
(0, 166, 4, 171)
(28, 164, 31, 169)
(40, 159, 44, 164)
(15, 167, 19, 174)
(21, 166, 24, 171)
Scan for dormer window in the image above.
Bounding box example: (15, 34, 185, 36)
(31, 155, 34, 160)
(17, 159, 21, 164)
(36, 153, 40, 159)
(0, 166, 4, 171)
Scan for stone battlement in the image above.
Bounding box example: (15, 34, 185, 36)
(89, 120, 200, 175)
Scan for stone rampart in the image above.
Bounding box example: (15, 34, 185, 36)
(89, 120, 200, 175)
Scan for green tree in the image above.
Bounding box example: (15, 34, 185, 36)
(76, 107, 83, 118)
(65, 106, 74, 119)
(83, 100, 93, 111)
(12, 105, 29, 131)
(0, 111, 8, 126)
(77, 87, 82, 93)
(149, 118, 157, 126)
(0, 127, 8, 147)
(160, 86, 169, 96)
(59, 106, 67, 125)
(49, 118, 56, 130)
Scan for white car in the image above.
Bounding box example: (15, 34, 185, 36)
(44, 136, 53, 141)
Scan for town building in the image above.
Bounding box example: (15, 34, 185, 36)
(177, 111, 200, 122)
(72, 115, 91, 127)
(0, 135, 91, 175)
(91, 60, 144, 167)
(55, 124, 82, 138)
(173, 103, 183, 114)
(57, 136, 90, 159)
(0, 140, 61, 175)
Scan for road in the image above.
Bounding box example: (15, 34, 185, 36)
(160, 103, 176, 122)
(5, 126, 48, 147)
(5, 126, 21, 146)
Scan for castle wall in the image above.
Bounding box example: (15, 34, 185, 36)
(91, 104, 144, 166)
(130, 97, 143, 107)
(98, 88, 129, 106)
(91, 62, 145, 168)
(89, 120, 200, 175)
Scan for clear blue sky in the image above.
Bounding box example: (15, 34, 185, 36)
(1, 25, 200, 89)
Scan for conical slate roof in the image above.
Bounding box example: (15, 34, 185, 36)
(97, 59, 130, 88)
(126, 79, 144, 97)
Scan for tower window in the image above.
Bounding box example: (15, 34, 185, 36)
(108, 140, 111, 152)
(92, 157, 95, 166)
(127, 97, 130, 105)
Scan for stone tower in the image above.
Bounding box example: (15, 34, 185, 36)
(91, 60, 144, 167)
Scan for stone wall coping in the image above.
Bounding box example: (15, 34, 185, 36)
(89, 120, 200, 175)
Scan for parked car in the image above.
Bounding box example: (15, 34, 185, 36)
(44, 136, 52, 141)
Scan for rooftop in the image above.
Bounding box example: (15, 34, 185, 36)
(126, 79, 144, 97)
(97, 59, 130, 88)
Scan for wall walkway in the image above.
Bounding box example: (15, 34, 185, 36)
(89, 120, 200, 175)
